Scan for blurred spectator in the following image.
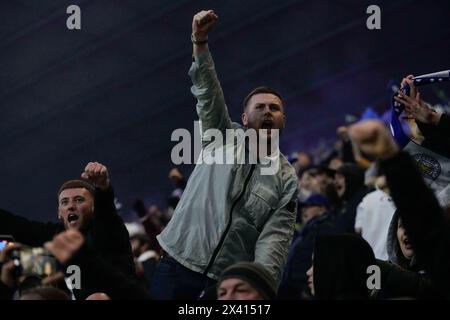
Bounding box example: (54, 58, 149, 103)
(44, 229, 150, 299)
(300, 194, 330, 225)
(307, 167, 334, 196)
(19, 286, 70, 300)
(297, 166, 334, 205)
(167, 168, 187, 217)
(85, 292, 111, 300)
(0, 242, 19, 299)
(132, 200, 164, 255)
(328, 157, 343, 171)
(217, 262, 277, 300)
(333, 163, 368, 233)
(386, 213, 419, 271)
(363, 163, 378, 189)
(355, 175, 396, 260)
(306, 234, 376, 299)
(297, 168, 314, 202)
(375, 212, 437, 299)
(130, 234, 159, 293)
(279, 194, 337, 299)
(292, 152, 313, 176)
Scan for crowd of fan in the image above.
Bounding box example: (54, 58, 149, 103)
(1, 73, 450, 300)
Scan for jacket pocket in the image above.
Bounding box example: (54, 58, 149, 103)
(244, 185, 278, 231)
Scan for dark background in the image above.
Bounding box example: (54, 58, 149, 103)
(1, 0, 449, 222)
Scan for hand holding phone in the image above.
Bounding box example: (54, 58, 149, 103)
(0, 235, 15, 252)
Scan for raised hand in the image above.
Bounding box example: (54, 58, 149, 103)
(0, 243, 21, 288)
(44, 229, 85, 265)
(81, 162, 110, 190)
(394, 91, 441, 125)
(192, 10, 218, 41)
(400, 74, 418, 99)
(348, 120, 399, 160)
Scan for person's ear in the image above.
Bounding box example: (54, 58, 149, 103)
(242, 112, 248, 126)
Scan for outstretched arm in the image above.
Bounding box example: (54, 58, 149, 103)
(349, 120, 450, 296)
(189, 10, 232, 144)
(0, 209, 60, 246)
(81, 162, 135, 277)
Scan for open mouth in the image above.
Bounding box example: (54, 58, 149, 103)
(261, 120, 273, 132)
(403, 238, 412, 249)
(67, 214, 79, 225)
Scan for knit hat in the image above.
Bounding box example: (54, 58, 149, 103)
(218, 262, 277, 300)
(299, 193, 330, 209)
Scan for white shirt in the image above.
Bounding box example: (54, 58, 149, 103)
(355, 189, 396, 260)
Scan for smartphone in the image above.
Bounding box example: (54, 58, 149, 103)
(0, 235, 15, 252)
(12, 246, 60, 277)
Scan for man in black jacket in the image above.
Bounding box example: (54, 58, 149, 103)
(0, 162, 145, 299)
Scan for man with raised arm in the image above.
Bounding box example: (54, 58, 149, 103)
(152, 10, 298, 299)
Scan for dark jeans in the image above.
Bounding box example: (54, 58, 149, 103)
(150, 256, 216, 300)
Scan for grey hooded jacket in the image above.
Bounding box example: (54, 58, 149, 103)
(157, 50, 298, 285)
(386, 211, 420, 271)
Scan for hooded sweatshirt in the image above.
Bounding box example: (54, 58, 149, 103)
(386, 211, 421, 271)
(374, 211, 438, 299)
(380, 151, 450, 298)
(334, 164, 368, 232)
(313, 234, 375, 299)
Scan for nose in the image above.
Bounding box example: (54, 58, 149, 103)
(67, 200, 77, 211)
(263, 105, 273, 116)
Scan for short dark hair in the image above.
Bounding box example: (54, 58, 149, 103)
(242, 86, 284, 111)
(58, 179, 95, 198)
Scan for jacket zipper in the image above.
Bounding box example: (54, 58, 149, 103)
(203, 163, 256, 277)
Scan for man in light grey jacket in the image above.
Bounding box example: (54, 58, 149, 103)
(151, 9, 298, 300)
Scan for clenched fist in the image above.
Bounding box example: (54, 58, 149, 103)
(349, 120, 399, 160)
(192, 10, 218, 41)
(81, 162, 110, 190)
(44, 229, 85, 265)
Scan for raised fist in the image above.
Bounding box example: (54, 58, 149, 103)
(192, 10, 218, 41)
(44, 229, 85, 265)
(81, 162, 110, 190)
(348, 120, 399, 160)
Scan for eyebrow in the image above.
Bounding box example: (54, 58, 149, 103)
(59, 195, 85, 202)
(234, 282, 249, 290)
